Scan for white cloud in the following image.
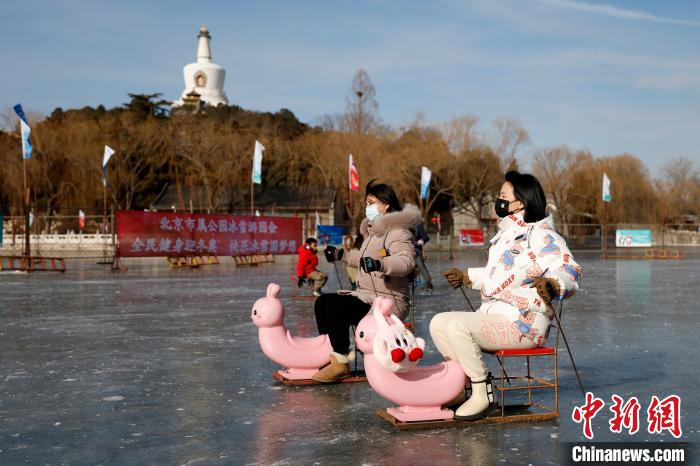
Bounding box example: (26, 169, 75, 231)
(636, 74, 700, 90)
(537, 0, 700, 27)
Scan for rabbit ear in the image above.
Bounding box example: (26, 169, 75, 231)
(379, 298, 393, 316)
(389, 314, 403, 327)
(266, 283, 281, 298)
(373, 307, 390, 329)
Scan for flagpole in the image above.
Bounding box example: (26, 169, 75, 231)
(103, 184, 107, 223)
(250, 177, 254, 216)
(348, 185, 353, 231)
(102, 182, 109, 262)
(22, 155, 30, 268)
(602, 200, 607, 260)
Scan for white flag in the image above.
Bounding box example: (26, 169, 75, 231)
(602, 173, 611, 203)
(252, 140, 264, 184)
(102, 145, 116, 186)
(102, 145, 116, 168)
(420, 166, 432, 199)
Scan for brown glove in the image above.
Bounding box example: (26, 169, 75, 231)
(530, 277, 561, 304)
(443, 268, 472, 289)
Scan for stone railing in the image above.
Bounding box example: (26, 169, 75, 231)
(0, 234, 114, 257)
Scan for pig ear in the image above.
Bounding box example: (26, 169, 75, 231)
(266, 283, 281, 299)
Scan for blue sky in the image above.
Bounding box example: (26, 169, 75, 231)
(2, 0, 699, 173)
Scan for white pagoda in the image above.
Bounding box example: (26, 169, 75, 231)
(173, 25, 229, 107)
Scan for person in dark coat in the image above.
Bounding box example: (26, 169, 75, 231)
(414, 222, 433, 291)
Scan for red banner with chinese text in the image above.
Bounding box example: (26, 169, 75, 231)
(459, 228, 485, 247)
(116, 211, 303, 257)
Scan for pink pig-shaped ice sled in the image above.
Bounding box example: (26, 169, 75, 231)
(251, 283, 332, 380)
(356, 297, 468, 422)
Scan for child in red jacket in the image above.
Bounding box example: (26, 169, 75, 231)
(297, 238, 327, 297)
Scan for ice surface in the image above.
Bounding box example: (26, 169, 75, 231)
(0, 250, 698, 464)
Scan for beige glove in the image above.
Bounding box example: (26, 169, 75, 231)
(443, 268, 472, 289)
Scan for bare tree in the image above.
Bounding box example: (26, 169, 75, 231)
(660, 157, 700, 223)
(532, 146, 576, 230)
(439, 115, 480, 154)
(316, 113, 342, 131)
(452, 146, 503, 225)
(342, 69, 379, 135)
(492, 116, 530, 169)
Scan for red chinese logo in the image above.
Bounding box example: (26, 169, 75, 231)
(609, 395, 641, 435)
(647, 395, 682, 438)
(572, 392, 605, 439)
(572, 393, 683, 439)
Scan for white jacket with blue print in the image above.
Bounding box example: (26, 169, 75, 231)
(467, 212, 582, 346)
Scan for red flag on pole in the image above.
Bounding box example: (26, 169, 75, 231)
(348, 154, 359, 192)
(79, 210, 86, 231)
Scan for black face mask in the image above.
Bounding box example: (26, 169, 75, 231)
(495, 198, 520, 218)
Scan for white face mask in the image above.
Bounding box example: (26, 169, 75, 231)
(365, 204, 381, 221)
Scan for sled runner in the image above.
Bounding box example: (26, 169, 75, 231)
(272, 370, 367, 386)
(376, 403, 557, 431)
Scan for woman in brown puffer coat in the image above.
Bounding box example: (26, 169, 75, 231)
(312, 181, 421, 383)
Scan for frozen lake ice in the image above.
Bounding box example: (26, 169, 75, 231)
(0, 251, 698, 464)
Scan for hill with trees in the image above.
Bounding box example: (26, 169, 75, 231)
(1, 70, 698, 231)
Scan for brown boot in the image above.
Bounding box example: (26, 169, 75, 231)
(312, 352, 353, 383)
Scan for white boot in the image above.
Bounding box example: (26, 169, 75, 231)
(454, 377, 493, 420)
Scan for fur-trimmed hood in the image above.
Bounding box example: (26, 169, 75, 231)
(360, 204, 422, 237)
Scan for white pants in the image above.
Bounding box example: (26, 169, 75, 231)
(429, 311, 537, 381)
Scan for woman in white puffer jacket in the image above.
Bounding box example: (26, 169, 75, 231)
(430, 171, 582, 420)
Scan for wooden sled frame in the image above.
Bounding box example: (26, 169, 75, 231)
(378, 347, 559, 430)
(272, 370, 367, 386)
(376, 404, 557, 431)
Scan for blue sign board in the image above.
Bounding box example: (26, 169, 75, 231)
(616, 229, 652, 247)
(317, 225, 344, 246)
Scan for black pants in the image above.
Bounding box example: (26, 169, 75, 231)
(314, 294, 371, 354)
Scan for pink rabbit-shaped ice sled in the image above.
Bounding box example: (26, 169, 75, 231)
(356, 297, 468, 422)
(251, 283, 332, 380)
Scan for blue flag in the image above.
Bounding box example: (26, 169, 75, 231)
(420, 166, 431, 199)
(13, 104, 32, 159)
